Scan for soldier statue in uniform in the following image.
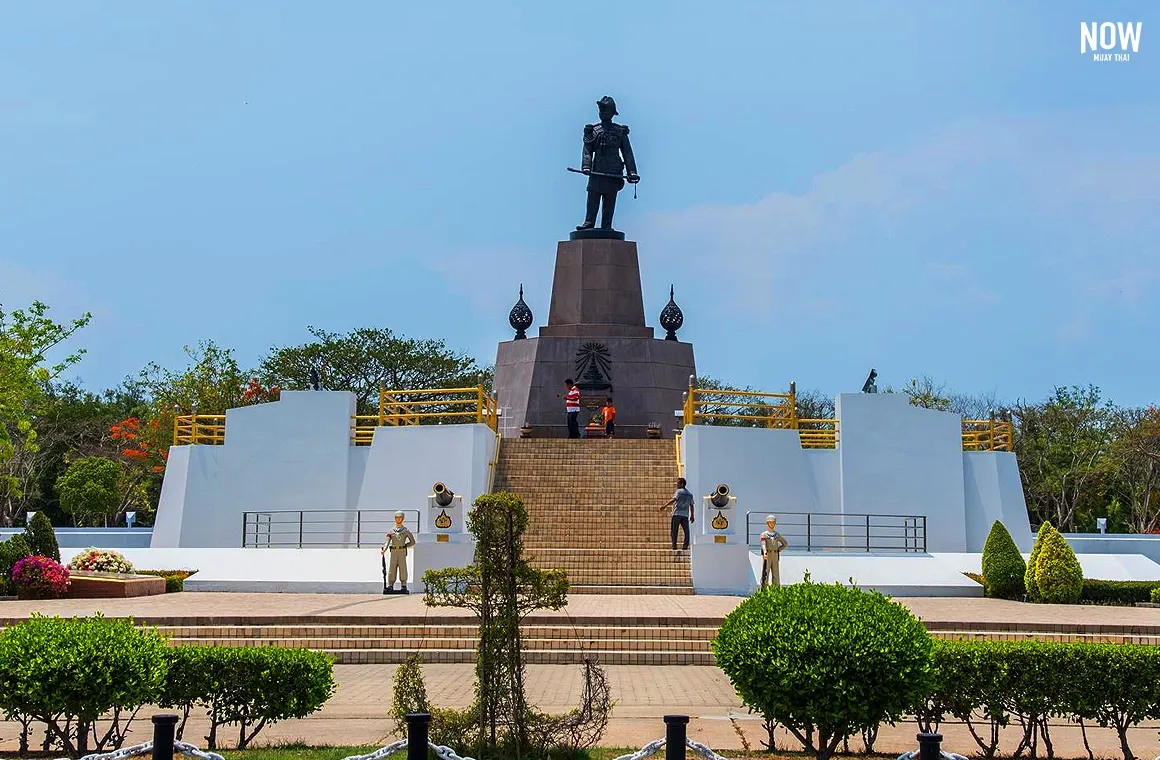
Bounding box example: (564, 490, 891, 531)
(380, 511, 417, 594)
(576, 96, 640, 231)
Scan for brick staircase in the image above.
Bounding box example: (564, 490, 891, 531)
(492, 438, 693, 595)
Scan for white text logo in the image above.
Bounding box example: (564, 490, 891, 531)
(1080, 22, 1142, 62)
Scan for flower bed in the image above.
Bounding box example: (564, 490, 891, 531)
(12, 555, 70, 599)
(68, 548, 134, 574)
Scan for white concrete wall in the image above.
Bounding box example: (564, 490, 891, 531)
(1065, 535, 1160, 566)
(355, 424, 496, 533)
(836, 393, 967, 552)
(963, 452, 1034, 551)
(0, 528, 153, 549)
(151, 391, 496, 550)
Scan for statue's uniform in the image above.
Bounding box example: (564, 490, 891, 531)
(579, 121, 638, 229)
(381, 526, 416, 586)
(760, 529, 789, 588)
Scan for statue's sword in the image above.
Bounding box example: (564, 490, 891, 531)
(566, 167, 639, 198)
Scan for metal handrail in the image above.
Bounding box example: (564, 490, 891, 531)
(745, 510, 927, 553)
(962, 419, 1014, 452)
(241, 509, 421, 548)
(674, 431, 684, 479)
(173, 414, 226, 445)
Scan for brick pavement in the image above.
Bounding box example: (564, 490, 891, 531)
(2, 595, 1159, 756)
(3, 592, 1160, 629)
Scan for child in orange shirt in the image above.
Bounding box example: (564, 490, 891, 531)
(601, 398, 616, 438)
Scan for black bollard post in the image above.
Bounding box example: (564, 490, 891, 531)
(406, 713, 431, 760)
(152, 714, 179, 760)
(664, 715, 689, 760)
(917, 732, 943, 760)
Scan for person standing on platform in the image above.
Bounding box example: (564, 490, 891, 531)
(601, 397, 616, 438)
(381, 511, 416, 594)
(760, 515, 789, 589)
(562, 379, 582, 439)
(660, 477, 695, 553)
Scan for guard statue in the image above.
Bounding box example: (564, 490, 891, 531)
(576, 96, 640, 231)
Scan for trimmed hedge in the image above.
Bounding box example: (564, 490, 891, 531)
(137, 569, 198, 593)
(1153, 587, 1160, 604)
(928, 639, 1160, 760)
(161, 645, 336, 749)
(1082, 579, 1160, 605)
(980, 520, 1025, 599)
(0, 616, 335, 753)
(0, 534, 32, 595)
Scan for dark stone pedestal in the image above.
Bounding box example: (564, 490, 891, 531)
(495, 237, 696, 439)
(569, 228, 626, 241)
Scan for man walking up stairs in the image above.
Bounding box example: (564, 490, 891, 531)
(492, 438, 693, 594)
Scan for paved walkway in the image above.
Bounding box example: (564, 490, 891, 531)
(2, 595, 1159, 756)
(3, 592, 1159, 629)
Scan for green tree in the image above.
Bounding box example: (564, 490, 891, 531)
(56, 457, 122, 527)
(1012, 386, 1118, 532)
(25, 511, 60, 562)
(0, 300, 91, 526)
(259, 326, 486, 414)
(1106, 405, 1160, 534)
(981, 520, 1025, 600)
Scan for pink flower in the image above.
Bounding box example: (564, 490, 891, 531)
(12, 555, 71, 598)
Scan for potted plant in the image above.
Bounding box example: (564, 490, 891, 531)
(647, 423, 662, 439)
(11, 555, 70, 600)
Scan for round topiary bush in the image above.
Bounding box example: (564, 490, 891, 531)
(1033, 524, 1083, 604)
(1025, 522, 1051, 600)
(26, 512, 60, 562)
(68, 548, 134, 574)
(11, 556, 70, 599)
(981, 520, 1026, 600)
(712, 580, 933, 760)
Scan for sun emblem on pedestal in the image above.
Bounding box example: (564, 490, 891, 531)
(435, 510, 453, 529)
(712, 512, 729, 530)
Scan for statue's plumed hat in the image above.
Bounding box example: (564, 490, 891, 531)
(597, 96, 618, 116)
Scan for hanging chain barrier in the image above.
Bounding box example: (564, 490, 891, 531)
(340, 740, 410, 760)
(611, 738, 667, 760)
(685, 738, 731, 760)
(57, 740, 224, 760)
(428, 743, 477, 760)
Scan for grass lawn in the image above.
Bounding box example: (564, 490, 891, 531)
(212, 746, 873, 760)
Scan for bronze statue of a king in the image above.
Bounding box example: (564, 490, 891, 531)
(576, 96, 639, 232)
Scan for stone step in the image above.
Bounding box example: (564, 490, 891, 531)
(569, 584, 694, 595)
(326, 649, 714, 665)
(169, 636, 712, 652)
(532, 570, 692, 584)
(156, 624, 717, 640)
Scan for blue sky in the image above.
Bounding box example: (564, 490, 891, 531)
(2, 2, 1157, 407)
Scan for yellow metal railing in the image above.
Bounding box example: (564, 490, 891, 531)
(682, 385, 798, 428)
(173, 414, 226, 445)
(351, 385, 499, 445)
(962, 419, 1014, 452)
(798, 419, 840, 449)
(674, 431, 684, 478)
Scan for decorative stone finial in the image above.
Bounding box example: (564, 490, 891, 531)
(659, 284, 684, 341)
(508, 284, 533, 340)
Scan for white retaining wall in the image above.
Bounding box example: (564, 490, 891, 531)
(152, 391, 496, 549)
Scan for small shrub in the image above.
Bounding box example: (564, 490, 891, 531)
(137, 569, 197, 593)
(68, 548, 135, 574)
(712, 580, 932, 760)
(0, 615, 169, 755)
(1081, 579, 1160, 605)
(160, 646, 335, 750)
(981, 520, 1026, 600)
(1024, 522, 1051, 600)
(26, 511, 60, 562)
(11, 555, 70, 598)
(0, 534, 32, 595)
(1033, 525, 1083, 604)
(1152, 587, 1160, 604)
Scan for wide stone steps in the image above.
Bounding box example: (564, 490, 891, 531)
(493, 438, 690, 594)
(157, 622, 715, 663)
